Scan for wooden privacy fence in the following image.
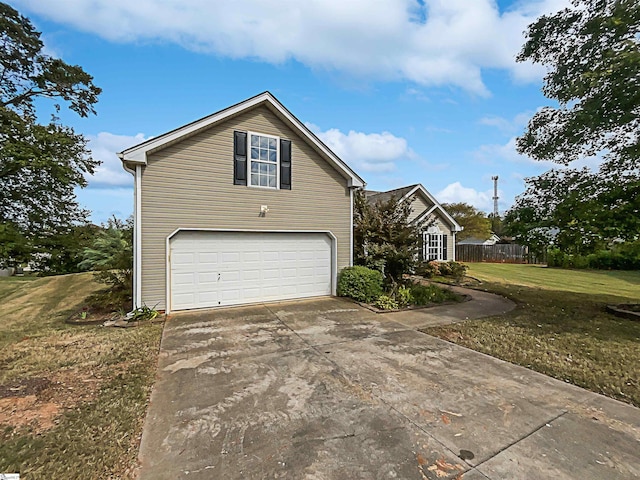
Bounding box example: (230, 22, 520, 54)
(456, 244, 544, 264)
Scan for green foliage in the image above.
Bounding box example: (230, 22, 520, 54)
(448, 261, 469, 283)
(0, 3, 101, 266)
(417, 260, 468, 284)
(504, 169, 640, 257)
(30, 223, 100, 274)
(415, 261, 440, 278)
(548, 241, 640, 270)
(373, 294, 399, 310)
(512, 1, 640, 258)
(353, 189, 427, 286)
(442, 202, 492, 241)
(337, 266, 383, 303)
(517, 0, 639, 175)
(79, 217, 133, 298)
(410, 283, 460, 305)
(395, 285, 414, 308)
(128, 305, 160, 322)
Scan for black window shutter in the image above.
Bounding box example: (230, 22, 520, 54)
(442, 234, 448, 261)
(280, 139, 292, 190)
(234, 131, 247, 185)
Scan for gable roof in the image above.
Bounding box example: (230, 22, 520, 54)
(118, 91, 364, 188)
(364, 185, 417, 204)
(365, 184, 463, 232)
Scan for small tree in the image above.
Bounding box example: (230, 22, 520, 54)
(353, 189, 428, 286)
(79, 217, 133, 304)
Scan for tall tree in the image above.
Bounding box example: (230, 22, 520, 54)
(517, 0, 639, 176)
(442, 202, 492, 241)
(0, 2, 101, 267)
(511, 0, 640, 255)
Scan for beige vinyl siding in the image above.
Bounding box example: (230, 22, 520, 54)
(140, 105, 351, 310)
(407, 193, 433, 223)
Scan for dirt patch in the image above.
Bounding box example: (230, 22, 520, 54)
(0, 370, 103, 434)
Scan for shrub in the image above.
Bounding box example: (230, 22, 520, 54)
(396, 285, 414, 308)
(337, 266, 383, 303)
(374, 294, 399, 310)
(416, 261, 440, 278)
(438, 261, 453, 276)
(548, 241, 640, 270)
(410, 283, 461, 305)
(447, 261, 468, 283)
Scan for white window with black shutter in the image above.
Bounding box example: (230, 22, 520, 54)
(234, 130, 292, 190)
(423, 225, 448, 261)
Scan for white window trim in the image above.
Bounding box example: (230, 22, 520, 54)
(423, 227, 446, 262)
(247, 131, 280, 190)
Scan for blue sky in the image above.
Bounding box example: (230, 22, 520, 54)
(13, 0, 572, 224)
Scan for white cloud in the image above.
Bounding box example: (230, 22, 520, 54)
(479, 111, 533, 134)
(86, 132, 147, 187)
(307, 123, 413, 173)
(437, 182, 495, 211)
(16, 0, 569, 95)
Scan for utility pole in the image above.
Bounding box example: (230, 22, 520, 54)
(491, 176, 499, 217)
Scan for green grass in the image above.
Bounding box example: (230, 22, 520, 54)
(0, 273, 163, 479)
(467, 263, 640, 298)
(424, 264, 640, 407)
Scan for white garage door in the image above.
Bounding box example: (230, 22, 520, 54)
(170, 231, 333, 310)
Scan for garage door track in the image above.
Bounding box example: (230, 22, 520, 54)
(138, 297, 640, 479)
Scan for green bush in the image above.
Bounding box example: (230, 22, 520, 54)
(337, 266, 383, 303)
(374, 294, 399, 310)
(396, 285, 414, 308)
(438, 261, 453, 276)
(549, 242, 640, 270)
(447, 261, 468, 283)
(410, 283, 460, 305)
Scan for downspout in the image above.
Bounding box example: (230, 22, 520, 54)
(119, 157, 141, 310)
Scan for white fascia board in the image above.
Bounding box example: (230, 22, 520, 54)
(118, 92, 365, 187)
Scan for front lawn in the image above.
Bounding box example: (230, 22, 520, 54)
(423, 264, 640, 407)
(0, 273, 163, 479)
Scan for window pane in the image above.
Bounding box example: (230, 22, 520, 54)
(260, 163, 268, 174)
(260, 175, 267, 187)
(251, 174, 259, 185)
(251, 162, 259, 173)
(260, 137, 268, 148)
(268, 138, 276, 149)
(269, 150, 277, 162)
(268, 164, 276, 175)
(251, 135, 259, 147)
(269, 176, 277, 188)
(259, 149, 267, 160)
(251, 147, 259, 160)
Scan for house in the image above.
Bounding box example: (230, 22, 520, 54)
(365, 185, 463, 261)
(457, 233, 501, 246)
(118, 92, 364, 313)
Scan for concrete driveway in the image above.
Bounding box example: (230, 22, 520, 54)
(138, 297, 640, 479)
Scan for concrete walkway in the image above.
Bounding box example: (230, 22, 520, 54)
(137, 296, 639, 480)
(381, 284, 516, 328)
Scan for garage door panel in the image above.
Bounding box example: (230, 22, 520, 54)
(170, 232, 332, 310)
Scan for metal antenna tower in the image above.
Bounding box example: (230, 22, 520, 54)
(491, 176, 499, 217)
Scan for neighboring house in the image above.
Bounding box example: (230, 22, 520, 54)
(365, 184, 463, 262)
(118, 92, 364, 313)
(457, 234, 501, 246)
